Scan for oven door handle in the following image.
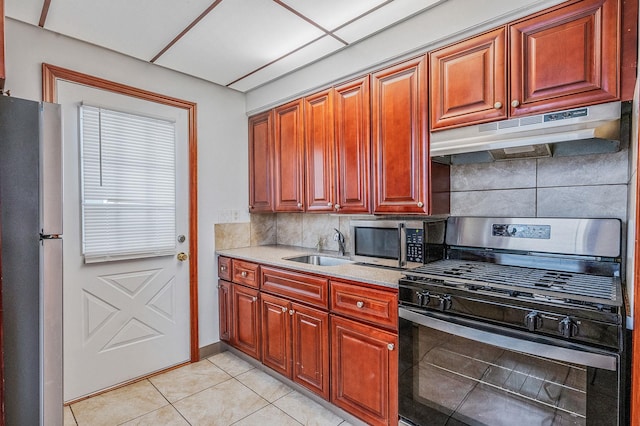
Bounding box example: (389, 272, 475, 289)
(399, 307, 617, 371)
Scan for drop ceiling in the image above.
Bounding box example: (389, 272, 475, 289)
(5, 0, 444, 92)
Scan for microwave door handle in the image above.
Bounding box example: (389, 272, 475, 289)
(399, 223, 406, 268)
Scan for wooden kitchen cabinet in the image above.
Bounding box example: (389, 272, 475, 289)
(248, 111, 274, 212)
(334, 76, 371, 214)
(231, 259, 260, 288)
(330, 280, 398, 331)
(261, 291, 329, 398)
(261, 265, 329, 309)
(217, 279, 232, 342)
(371, 57, 431, 214)
(430, 27, 507, 130)
(304, 89, 335, 212)
(509, 0, 620, 117)
(430, 0, 620, 131)
(331, 315, 398, 426)
(231, 283, 261, 360)
(273, 99, 305, 212)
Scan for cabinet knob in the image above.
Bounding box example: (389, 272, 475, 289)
(511, 100, 520, 108)
(220, 265, 227, 271)
(417, 201, 424, 208)
(387, 343, 395, 351)
(249, 205, 254, 210)
(241, 271, 248, 278)
(282, 306, 288, 313)
(289, 309, 295, 315)
(356, 301, 364, 308)
(494, 101, 502, 109)
(334, 204, 341, 210)
(297, 202, 303, 208)
(327, 202, 333, 207)
(252, 296, 257, 302)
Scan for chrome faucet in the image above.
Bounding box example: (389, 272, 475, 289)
(333, 228, 346, 256)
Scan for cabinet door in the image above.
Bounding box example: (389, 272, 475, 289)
(248, 111, 274, 212)
(273, 99, 305, 212)
(304, 89, 335, 212)
(261, 293, 291, 378)
(218, 280, 232, 342)
(292, 303, 329, 399)
(371, 57, 429, 214)
(509, 0, 620, 117)
(334, 77, 371, 214)
(430, 27, 507, 130)
(231, 284, 260, 360)
(331, 315, 398, 426)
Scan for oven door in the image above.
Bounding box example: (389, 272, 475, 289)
(399, 307, 621, 426)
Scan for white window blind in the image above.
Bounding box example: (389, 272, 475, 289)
(80, 104, 176, 263)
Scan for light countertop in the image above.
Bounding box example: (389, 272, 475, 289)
(216, 245, 403, 289)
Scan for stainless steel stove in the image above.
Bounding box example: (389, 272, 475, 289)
(398, 217, 626, 426)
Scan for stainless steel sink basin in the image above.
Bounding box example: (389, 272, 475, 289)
(285, 254, 353, 266)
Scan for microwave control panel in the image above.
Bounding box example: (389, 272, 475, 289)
(406, 228, 424, 263)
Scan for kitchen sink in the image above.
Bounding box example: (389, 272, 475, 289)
(285, 254, 353, 266)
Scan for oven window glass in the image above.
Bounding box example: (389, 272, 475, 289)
(354, 227, 398, 259)
(399, 318, 619, 426)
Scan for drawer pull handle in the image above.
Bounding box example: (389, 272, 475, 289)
(282, 306, 288, 313)
(220, 265, 227, 271)
(387, 343, 395, 351)
(289, 309, 295, 315)
(241, 271, 248, 278)
(356, 301, 364, 308)
(252, 296, 257, 302)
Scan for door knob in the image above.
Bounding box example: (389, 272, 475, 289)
(177, 252, 188, 261)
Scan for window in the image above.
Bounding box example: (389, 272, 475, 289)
(80, 104, 176, 263)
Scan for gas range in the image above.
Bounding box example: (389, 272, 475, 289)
(398, 217, 625, 351)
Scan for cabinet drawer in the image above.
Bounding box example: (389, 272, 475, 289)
(218, 256, 231, 281)
(330, 280, 398, 329)
(232, 259, 260, 288)
(261, 266, 329, 309)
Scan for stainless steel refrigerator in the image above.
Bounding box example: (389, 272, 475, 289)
(0, 95, 63, 425)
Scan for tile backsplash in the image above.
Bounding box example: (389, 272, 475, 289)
(216, 148, 631, 251)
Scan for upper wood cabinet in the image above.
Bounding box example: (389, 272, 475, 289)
(334, 77, 371, 214)
(0, 0, 5, 92)
(304, 89, 335, 212)
(430, 27, 507, 130)
(273, 99, 305, 212)
(509, 0, 620, 117)
(371, 57, 431, 214)
(248, 111, 274, 212)
(430, 0, 620, 130)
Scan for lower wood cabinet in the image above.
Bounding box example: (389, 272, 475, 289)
(231, 283, 261, 360)
(261, 292, 330, 399)
(331, 315, 398, 426)
(218, 280, 232, 342)
(218, 257, 399, 425)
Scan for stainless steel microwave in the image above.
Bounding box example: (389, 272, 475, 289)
(349, 219, 446, 269)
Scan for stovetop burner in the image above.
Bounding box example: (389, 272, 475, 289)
(405, 259, 622, 307)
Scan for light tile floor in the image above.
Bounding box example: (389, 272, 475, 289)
(64, 351, 354, 426)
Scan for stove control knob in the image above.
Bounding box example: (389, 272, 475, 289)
(558, 317, 578, 338)
(416, 291, 430, 307)
(438, 295, 452, 312)
(524, 312, 542, 332)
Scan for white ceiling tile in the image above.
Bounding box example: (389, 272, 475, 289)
(279, 0, 387, 31)
(5, 0, 43, 25)
(229, 36, 344, 92)
(155, 0, 324, 86)
(335, 0, 444, 43)
(36, 0, 214, 60)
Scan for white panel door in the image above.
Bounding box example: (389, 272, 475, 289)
(58, 81, 191, 402)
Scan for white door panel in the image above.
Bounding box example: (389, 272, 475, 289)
(58, 81, 190, 401)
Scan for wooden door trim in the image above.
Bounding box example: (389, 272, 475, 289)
(41, 63, 200, 362)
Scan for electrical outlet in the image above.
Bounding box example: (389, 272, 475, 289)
(218, 209, 232, 223)
(232, 210, 240, 222)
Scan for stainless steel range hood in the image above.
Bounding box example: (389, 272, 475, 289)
(430, 102, 621, 164)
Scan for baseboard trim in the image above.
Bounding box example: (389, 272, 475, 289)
(199, 341, 225, 359)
